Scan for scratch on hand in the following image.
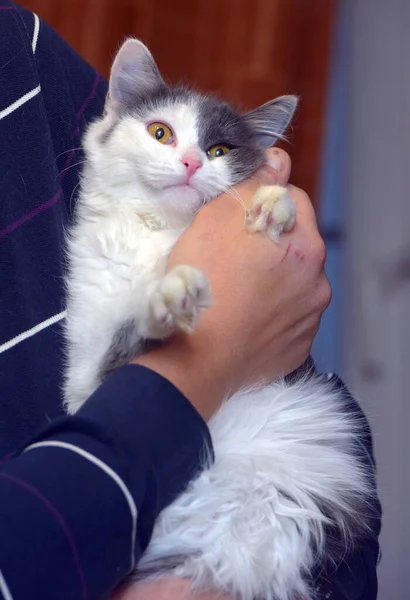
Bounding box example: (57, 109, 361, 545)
(281, 243, 291, 263)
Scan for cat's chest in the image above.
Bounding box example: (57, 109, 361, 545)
(131, 227, 181, 274)
(96, 213, 182, 276)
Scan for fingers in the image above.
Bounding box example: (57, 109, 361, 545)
(285, 184, 327, 265)
(317, 272, 332, 312)
(286, 184, 318, 229)
(280, 186, 328, 294)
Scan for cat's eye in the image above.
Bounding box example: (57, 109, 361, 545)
(147, 122, 174, 144)
(207, 145, 231, 159)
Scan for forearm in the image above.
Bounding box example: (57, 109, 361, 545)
(0, 365, 211, 600)
(134, 333, 228, 422)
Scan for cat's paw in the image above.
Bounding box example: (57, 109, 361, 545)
(246, 185, 296, 241)
(151, 265, 211, 334)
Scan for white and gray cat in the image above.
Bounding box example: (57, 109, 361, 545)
(64, 39, 373, 600)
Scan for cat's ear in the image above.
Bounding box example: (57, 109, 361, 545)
(107, 38, 164, 115)
(244, 96, 298, 148)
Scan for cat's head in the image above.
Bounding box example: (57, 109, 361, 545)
(85, 39, 297, 225)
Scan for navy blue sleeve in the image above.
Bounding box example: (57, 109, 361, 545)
(0, 365, 212, 600)
(0, 0, 109, 457)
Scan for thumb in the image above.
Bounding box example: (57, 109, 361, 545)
(253, 148, 292, 187)
(229, 147, 291, 208)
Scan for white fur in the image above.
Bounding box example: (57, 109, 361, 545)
(65, 38, 373, 600)
(139, 378, 372, 600)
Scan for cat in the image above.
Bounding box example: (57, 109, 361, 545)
(64, 39, 374, 600)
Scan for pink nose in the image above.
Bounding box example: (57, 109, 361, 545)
(180, 153, 202, 179)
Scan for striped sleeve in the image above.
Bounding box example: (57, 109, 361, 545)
(0, 365, 212, 600)
(0, 0, 109, 461)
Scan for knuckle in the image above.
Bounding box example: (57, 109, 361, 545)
(298, 236, 326, 270)
(317, 277, 332, 310)
(313, 237, 327, 267)
(298, 188, 311, 205)
(288, 185, 310, 204)
(304, 278, 331, 315)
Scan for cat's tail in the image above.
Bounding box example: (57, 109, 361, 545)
(136, 376, 377, 600)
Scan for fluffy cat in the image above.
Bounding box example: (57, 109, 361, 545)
(64, 39, 373, 600)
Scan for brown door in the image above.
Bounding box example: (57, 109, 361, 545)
(21, 0, 336, 202)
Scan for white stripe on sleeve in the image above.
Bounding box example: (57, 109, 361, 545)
(25, 440, 137, 570)
(0, 310, 66, 355)
(32, 13, 40, 53)
(0, 85, 41, 122)
(0, 569, 14, 600)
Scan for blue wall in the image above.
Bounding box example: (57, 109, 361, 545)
(312, 5, 347, 375)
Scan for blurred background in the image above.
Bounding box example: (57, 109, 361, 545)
(19, 0, 410, 597)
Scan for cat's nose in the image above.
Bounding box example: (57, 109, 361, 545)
(180, 152, 202, 179)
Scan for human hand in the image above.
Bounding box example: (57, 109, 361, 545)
(112, 577, 236, 600)
(134, 148, 330, 420)
(111, 576, 313, 599)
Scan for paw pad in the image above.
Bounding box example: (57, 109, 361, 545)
(246, 185, 296, 240)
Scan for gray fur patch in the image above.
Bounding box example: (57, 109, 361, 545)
(99, 321, 164, 381)
(99, 320, 142, 381)
(129, 554, 195, 581)
(196, 95, 265, 184)
(99, 121, 118, 145)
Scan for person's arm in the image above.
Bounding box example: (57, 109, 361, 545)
(0, 365, 212, 600)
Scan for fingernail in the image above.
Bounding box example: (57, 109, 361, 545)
(266, 149, 283, 172)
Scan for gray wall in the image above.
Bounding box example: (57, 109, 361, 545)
(312, 0, 347, 375)
(344, 1, 410, 597)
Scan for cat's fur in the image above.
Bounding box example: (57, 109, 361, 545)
(64, 39, 374, 600)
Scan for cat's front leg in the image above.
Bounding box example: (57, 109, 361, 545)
(246, 185, 296, 240)
(145, 265, 211, 338)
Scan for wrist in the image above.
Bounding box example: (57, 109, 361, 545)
(132, 333, 228, 421)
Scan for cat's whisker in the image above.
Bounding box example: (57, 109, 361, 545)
(56, 147, 83, 160)
(68, 180, 82, 213)
(58, 161, 86, 179)
(215, 184, 245, 211)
